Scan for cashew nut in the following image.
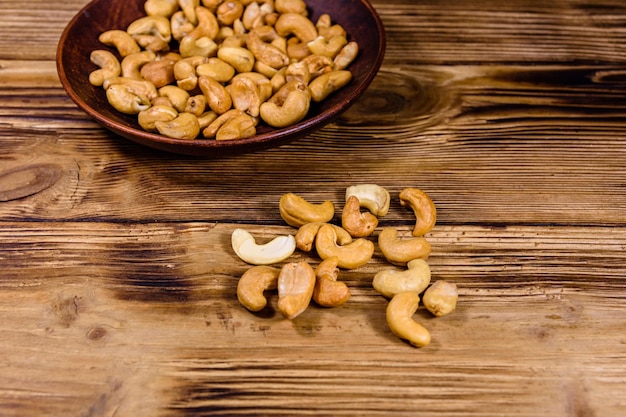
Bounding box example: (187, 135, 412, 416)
(140, 58, 177, 88)
(216, 0, 245, 26)
(145, 0, 179, 17)
(158, 85, 191, 112)
(313, 256, 351, 307)
(277, 261, 316, 319)
(215, 113, 257, 140)
(334, 41, 359, 70)
(345, 184, 390, 217)
(184, 94, 207, 116)
(198, 75, 233, 115)
(237, 265, 280, 312)
(377, 227, 431, 266)
(227, 73, 271, 117)
(138, 104, 178, 132)
(179, 0, 200, 24)
(188, 5, 220, 40)
(275, 0, 307, 15)
(170, 11, 195, 41)
(121, 51, 156, 79)
(133, 34, 171, 53)
(98, 30, 141, 57)
(105, 83, 152, 114)
(341, 195, 378, 238)
(179, 35, 218, 57)
(422, 280, 458, 317)
(202, 109, 245, 138)
(259, 80, 311, 128)
(294, 222, 352, 252)
(399, 188, 437, 237)
(196, 58, 236, 83)
(174, 55, 209, 90)
(309, 70, 352, 102)
(103, 77, 159, 101)
(154, 112, 200, 139)
(386, 291, 431, 348)
(246, 30, 289, 70)
(307, 35, 347, 59)
(372, 258, 431, 298)
(89, 50, 121, 86)
(275, 13, 317, 43)
(231, 228, 296, 265)
(126, 15, 172, 43)
(217, 46, 256, 73)
(278, 192, 334, 227)
(315, 223, 374, 270)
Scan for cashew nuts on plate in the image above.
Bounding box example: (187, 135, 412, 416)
(89, 0, 360, 140)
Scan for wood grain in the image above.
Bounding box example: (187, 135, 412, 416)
(1, 0, 626, 415)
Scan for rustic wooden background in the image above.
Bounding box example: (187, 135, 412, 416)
(1, 0, 625, 416)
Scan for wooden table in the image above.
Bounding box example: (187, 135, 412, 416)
(2, 0, 626, 415)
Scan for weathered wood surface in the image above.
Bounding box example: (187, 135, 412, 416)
(1, 0, 626, 416)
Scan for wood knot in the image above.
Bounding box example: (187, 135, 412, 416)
(86, 325, 108, 341)
(0, 163, 62, 202)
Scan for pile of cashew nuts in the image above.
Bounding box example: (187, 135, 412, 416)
(232, 185, 459, 348)
(88, 0, 359, 140)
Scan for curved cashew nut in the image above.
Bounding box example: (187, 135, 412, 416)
(170, 11, 195, 41)
(202, 109, 244, 138)
(179, 35, 218, 58)
(174, 55, 209, 90)
(313, 256, 351, 307)
(345, 184, 390, 217)
(198, 75, 233, 115)
(260, 80, 311, 128)
(231, 228, 296, 265)
(140, 59, 177, 88)
(399, 188, 437, 237)
(217, 0, 245, 26)
(138, 104, 178, 132)
(246, 30, 289, 70)
(179, 0, 200, 24)
(103, 77, 158, 101)
(315, 223, 374, 270)
(275, 13, 318, 43)
(184, 94, 207, 116)
(189, 6, 220, 40)
(334, 41, 359, 70)
(217, 46, 256, 73)
(278, 192, 334, 227)
(158, 85, 191, 112)
(89, 50, 121, 86)
(121, 51, 156, 79)
(98, 30, 141, 57)
(422, 280, 458, 317)
(105, 84, 151, 114)
(154, 112, 200, 139)
(341, 195, 378, 238)
(372, 258, 431, 298)
(309, 70, 352, 102)
(377, 227, 431, 265)
(307, 35, 347, 59)
(295, 222, 352, 252)
(236, 265, 280, 312)
(277, 261, 316, 319)
(386, 291, 431, 348)
(301, 54, 334, 79)
(197, 58, 236, 83)
(126, 16, 172, 43)
(215, 113, 257, 140)
(275, 0, 307, 15)
(144, 0, 179, 17)
(316, 14, 347, 40)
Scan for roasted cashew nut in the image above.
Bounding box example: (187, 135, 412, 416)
(144, 0, 179, 17)
(154, 112, 200, 139)
(158, 85, 191, 112)
(260, 80, 311, 128)
(422, 280, 458, 317)
(278, 192, 335, 227)
(126, 16, 172, 43)
(315, 223, 374, 270)
(174, 56, 209, 90)
(105, 84, 151, 114)
(121, 51, 156, 79)
(89, 50, 121, 87)
(295, 222, 352, 252)
(178, 0, 201, 24)
(217, 46, 256, 73)
(275, 0, 308, 15)
(345, 184, 390, 218)
(307, 35, 347, 59)
(202, 109, 245, 138)
(196, 58, 236, 83)
(372, 258, 431, 298)
(103, 77, 159, 101)
(237, 265, 280, 312)
(98, 30, 141, 57)
(313, 256, 351, 307)
(231, 228, 296, 265)
(277, 261, 316, 319)
(138, 104, 178, 132)
(198, 75, 233, 115)
(377, 227, 431, 266)
(399, 187, 437, 237)
(227, 73, 271, 117)
(246, 30, 289, 70)
(215, 113, 257, 140)
(140, 59, 177, 88)
(334, 41, 359, 70)
(275, 12, 318, 43)
(386, 291, 431, 348)
(309, 70, 352, 102)
(217, 0, 245, 26)
(341, 195, 378, 238)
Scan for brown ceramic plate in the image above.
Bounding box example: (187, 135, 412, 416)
(57, 0, 386, 156)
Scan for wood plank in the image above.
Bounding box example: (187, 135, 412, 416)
(0, 222, 625, 416)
